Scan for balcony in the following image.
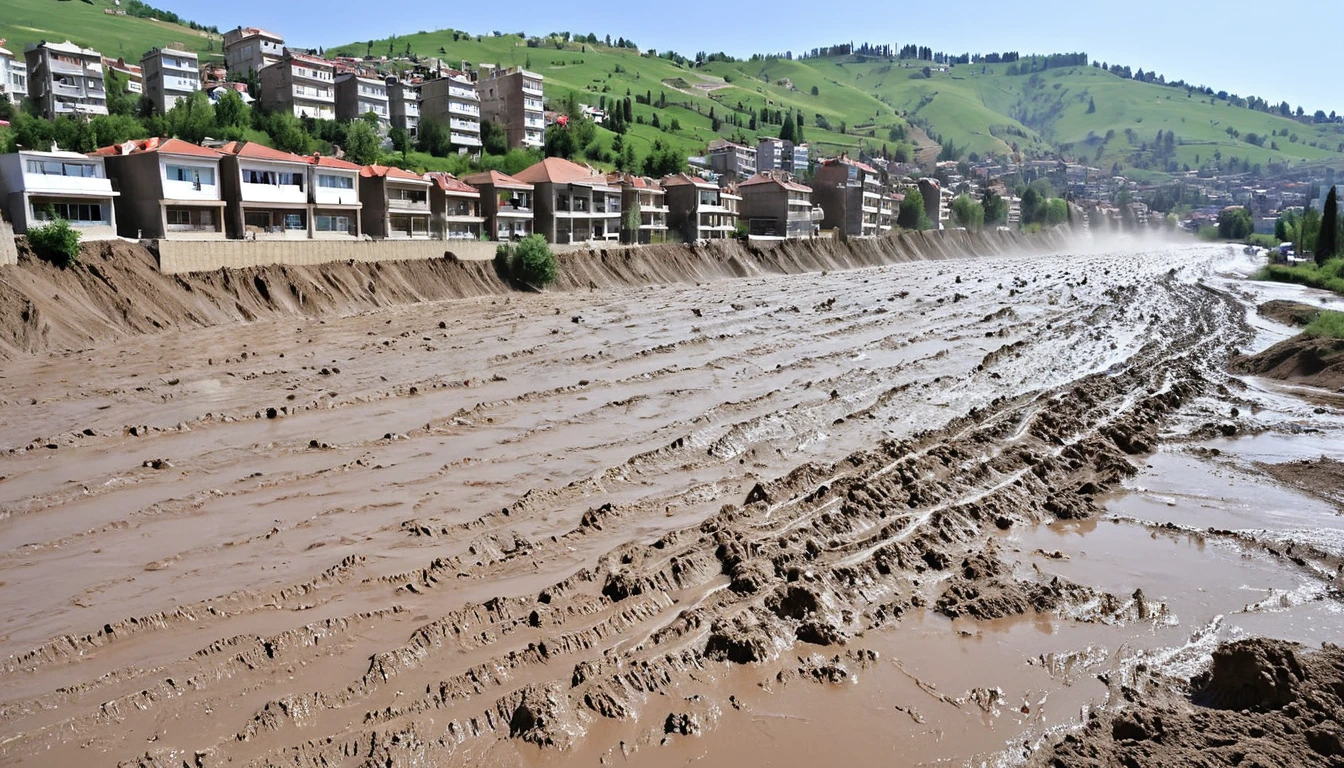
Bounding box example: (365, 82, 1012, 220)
(448, 86, 478, 101)
(524, 118, 544, 129)
(450, 132, 482, 147)
(521, 81, 543, 96)
(448, 101, 480, 117)
(449, 118, 479, 133)
(523, 98, 543, 111)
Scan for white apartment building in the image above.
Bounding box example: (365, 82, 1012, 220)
(140, 46, 200, 114)
(334, 73, 389, 125)
(258, 51, 335, 121)
(25, 40, 108, 119)
(418, 73, 481, 152)
(0, 149, 118, 237)
(386, 76, 419, 137)
(0, 45, 27, 101)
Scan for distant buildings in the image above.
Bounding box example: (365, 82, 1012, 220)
(663, 173, 739, 241)
(512, 157, 621, 244)
(0, 44, 27, 101)
(140, 46, 200, 114)
(258, 50, 335, 120)
(738, 172, 817, 238)
(460, 169, 534, 241)
(101, 57, 142, 97)
(418, 73, 482, 152)
(477, 67, 545, 150)
(25, 40, 108, 119)
(334, 72, 388, 125)
(385, 76, 420, 137)
(0, 148, 118, 237)
(707, 139, 756, 179)
(223, 26, 284, 77)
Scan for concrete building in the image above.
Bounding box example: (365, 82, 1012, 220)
(102, 57, 142, 99)
(334, 73, 389, 125)
(94, 137, 226, 239)
(461, 169, 534, 241)
(917, 178, 943, 228)
(140, 46, 200, 115)
(512, 157, 620, 244)
(0, 148, 118, 237)
(0, 44, 28, 102)
(738, 172, 817, 238)
(477, 67, 544, 150)
(223, 26, 284, 77)
(359, 165, 432, 239)
(385, 76, 420, 137)
(258, 51, 335, 120)
(417, 73, 482, 152)
(304, 154, 363, 238)
(757, 139, 785, 173)
(784, 141, 810, 176)
(662, 173, 739, 241)
(813, 156, 882, 237)
(25, 40, 108, 119)
(218, 141, 315, 239)
(607, 173, 668, 244)
(706, 139, 756, 179)
(425, 172, 485, 240)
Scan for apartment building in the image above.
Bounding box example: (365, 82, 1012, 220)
(101, 57, 142, 99)
(814, 156, 882, 238)
(359, 165, 432, 239)
(258, 51, 335, 120)
(917, 178, 944, 228)
(706, 139, 756, 179)
(425, 172, 485, 240)
(140, 46, 200, 115)
(305, 154, 362, 238)
(417, 73, 482, 152)
(607, 173, 668, 244)
(460, 169, 534, 241)
(738, 172, 817, 238)
(0, 148, 118, 237)
(95, 137, 225, 239)
(0, 45, 28, 101)
(662, 173, 739, 241)
(784, 141, 810, 176)
(25, 41, 108, 119)
(385, 76, 420, 137)
(512, 157, 620, 244)
(477, 67, 544, 150)
(334, 73, 389, 125)
(223, 26, 284, 77)
(218, 141, 314, 239)
(756, 139, 785, 173)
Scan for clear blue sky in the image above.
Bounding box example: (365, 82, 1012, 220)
(160, 0, 1342, 114)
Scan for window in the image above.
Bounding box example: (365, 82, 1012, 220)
(316, 214, 349, 232)
(278, 172, 303, 189)
(318, 174, 353, 189)
(166, 164, 215, 187)
(167, 209, 190, 225)
(26, 159, 98, 177)
(243, 168, 275, 184)
(34, 202, 103, 223)
(283, 213, 305, 230)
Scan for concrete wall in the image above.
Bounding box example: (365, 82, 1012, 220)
(0, 219, 16, 266)
(154, 237, 592, 274)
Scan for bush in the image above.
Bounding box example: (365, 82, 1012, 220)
(1305, 309, 1344, 338)
(510, 234, 556, 287)
(27, 217, 80, 267)
(493, 242, 512, 277)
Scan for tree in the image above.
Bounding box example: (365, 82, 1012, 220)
(214, 88, 250, 131)
(1216, 206, 1254, 240)
(1086, 96, 1096, 114)
(162, 91, 215, 144)
(810, 85, 819, 96)
(104, 67, 139, 117)
(388, 126, 409, 155)
(509, 234, 556, 287)
(950, 194, 984, 229)
(898, 187, 931, 230)
(982, 190, 1008, 226)
(621, 193, 642, 244)
(1020, 186, 1044, 225)
(1319, 186, 1338, 265)
(481, 119, 509, 155)
(779, 112, 795, 143)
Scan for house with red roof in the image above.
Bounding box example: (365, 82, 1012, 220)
(662, 173, 739, 241)
(425, 173, 485, 240)
(217, 141, 315, 238)
(606, 174, 668, 244)
(738, 172, 818, 238)
(359, 165, 432, 239)
(511, 157, 621, 244)
(460, 169, 534, 241)
(95, 137, 226, 239)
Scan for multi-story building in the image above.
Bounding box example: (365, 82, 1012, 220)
(258, 51, 335, 120)
(95, 137, 225, 239)
(140, 46, 200, 115)
(25, 41, 108, 119)
(0, 148, 118, 237)
(477, 67, 544, 150)
(0, 44, 27, 101)
(461, 169, 534, 241)
(738, 172, 817, 238)
(662, 173, 739, 241)
(305, 154, 363, 238)
(334, 73, 389, 125)
(814, 156, 882, 238)
(101, 57, 142, 96)
(359, 165, 432, 239)
(418, 73, 483, 153)
(425, 172, 485, 240)
(385, 76, 419, 137)
(218, 141, 315, 239)
(917, 177, 944, 228)
(607, 173, 668, 244)
(512, 157, 621, 243)
(223, 26, 284, 77)
(756, 139, 785, 173)
(783, 141, 810, 176)
(706, 139, 756, 180)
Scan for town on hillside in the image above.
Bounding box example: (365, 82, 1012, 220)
(0, 25, 1334, 249)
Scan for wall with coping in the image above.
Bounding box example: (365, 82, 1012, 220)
(0, 220, 17, 266)
(154, 238, 597, 274)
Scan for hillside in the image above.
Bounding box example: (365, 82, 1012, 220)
(331, 31, 1344, 177)
(0, 0, 220, 64)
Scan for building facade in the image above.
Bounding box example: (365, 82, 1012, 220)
(223, 26, 284, 77)
(461, 169, 534, 241)
(0, 149, 118, 237)
(359, 165, 432, 239)
(0, 45, 27, 101)
(385, 76, 420, 137)
(218, 141, 315, 239)
(706, 139, 756, 180)
(96, 137, 226, 239)
(25, 41, 108, 119)
(607, 174, 668, 244)
(102, 57, 142, 98)
(756, 139, 784, 173)
(140, 46, 200, 115)
(258, 51, 335, 120)
(814, 156, 882, 238)
(663, 173, 739, 241)
(305, 154, 363, 238)
(512, 157, 620, 244)
(477, 67, 544, 150)
(417, 73, 482, 152)
(738, 173, 817, 238)
(425, 173, 485, 240)
(784, 141, 810, 176)
(334, 73, 389, 126)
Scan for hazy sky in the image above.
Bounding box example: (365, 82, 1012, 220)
(161, 0, 1342, 114)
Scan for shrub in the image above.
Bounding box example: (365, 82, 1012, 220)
(509, 234, 556, 288)
(493, 242, 513, 278)
(27, 217, 80, 267)
(1304, 309, 1344, 339)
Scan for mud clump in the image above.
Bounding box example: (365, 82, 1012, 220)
(508, 684, 584, 749)
(935, 550, 1093, 620)
(1032, 639, 1344, 768)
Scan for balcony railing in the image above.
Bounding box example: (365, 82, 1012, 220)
(449, 118, 479, 133)
(448, 102, 480, 117)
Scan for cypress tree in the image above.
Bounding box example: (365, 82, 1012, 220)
(1319, 186, 1338, 265)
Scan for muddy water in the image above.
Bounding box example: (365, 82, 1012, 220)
(0, 240, 1339, 767)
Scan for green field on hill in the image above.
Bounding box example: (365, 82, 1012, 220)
(0, 0, 219, 64)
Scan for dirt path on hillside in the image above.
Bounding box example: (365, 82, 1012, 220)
(0, 241, 1340, 767)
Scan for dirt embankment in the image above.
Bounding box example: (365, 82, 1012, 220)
(1233, 335, 1344, 391)
(0, 229, 1066, 360)
(1258, 299, 1327, 327)
(1032, 638, 1344, 768)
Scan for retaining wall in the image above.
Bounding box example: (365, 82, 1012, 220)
(154, 238, 605, 274)
(0, 221, 15, 267)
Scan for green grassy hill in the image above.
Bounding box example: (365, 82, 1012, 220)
(332, 31, 1344, 177)
(0, 0, 220, 63)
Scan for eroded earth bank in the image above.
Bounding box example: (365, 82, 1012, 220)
(0, 235, 1340, 767)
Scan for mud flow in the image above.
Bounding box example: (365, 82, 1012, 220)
(0, 239, 1339, 767)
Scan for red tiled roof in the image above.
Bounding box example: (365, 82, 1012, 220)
(512, 157, 607, 185)
(92, 137, 223, 159)
(360, 164, 429, 183)
(217, 141, 311, 165)
(286, 51, 333, 67)
(660, 173, 715, 189)
(306, 153, 362, 170)
(738, 173, 811, 193)
(460, 170, 533, 190)
(425, 172, 480, 196)
(605, 173, 664, 192)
